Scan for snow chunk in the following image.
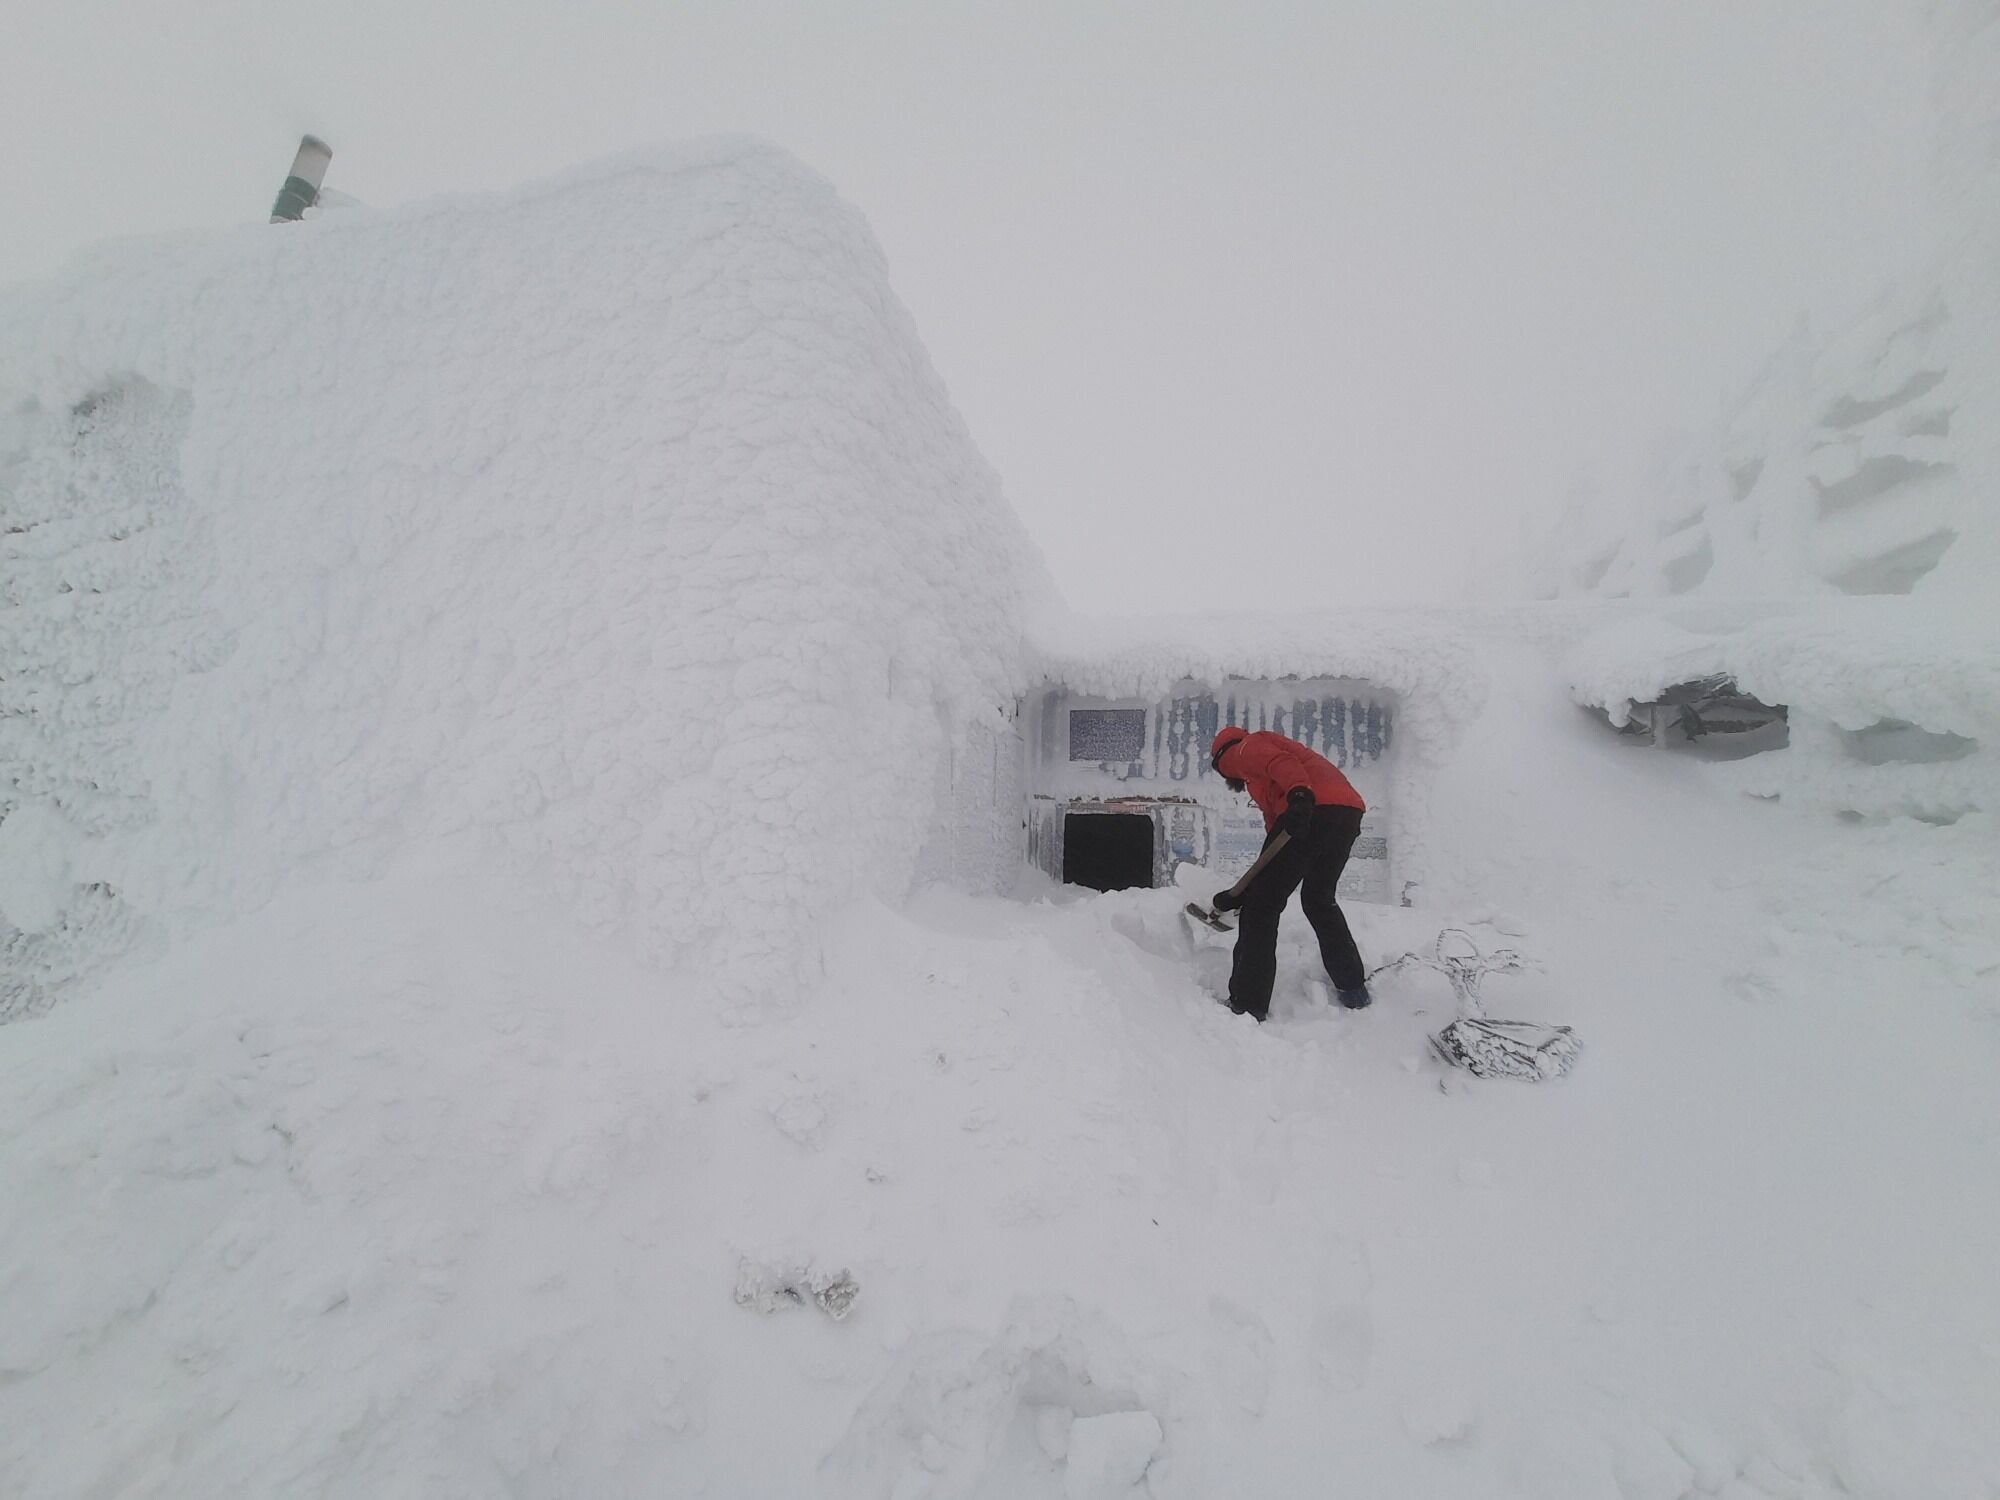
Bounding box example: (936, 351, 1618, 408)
(1062, 1410, 1162, 1499)
(733, 1256, 860, 1321)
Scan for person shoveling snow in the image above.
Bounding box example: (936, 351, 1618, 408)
(1204, 725, 1372, 1019)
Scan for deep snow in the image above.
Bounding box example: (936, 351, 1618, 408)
(3, 637, 1996, 1498)
(3, 135, 1998, 1500)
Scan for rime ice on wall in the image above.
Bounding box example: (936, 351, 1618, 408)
(0, 382, 223, 1017)
(0, 139, 1049, 1015)
(1023, 679, 1401, 900)
(1029, 611, 1484, 904)
(1544, 295, 1976, 601)
(910, 703, 1026, 897)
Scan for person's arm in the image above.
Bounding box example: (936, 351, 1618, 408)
(1214, 829, 1291, 910)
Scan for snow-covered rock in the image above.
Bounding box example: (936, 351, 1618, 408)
(1062, 1410, 1162, 1499)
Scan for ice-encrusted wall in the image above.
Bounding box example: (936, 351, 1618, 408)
(0, 382, 224, 1018)
(1544, 294, 1977, 601)
(1023, 679, 1401, 902)
(1028, 611, 1485, 908)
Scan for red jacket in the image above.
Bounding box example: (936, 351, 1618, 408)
(1211, 727, 1365, 830)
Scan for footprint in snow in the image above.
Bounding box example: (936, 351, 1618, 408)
(1310, 1304, 1375, 1393)
(1309, 1237, 1375, 1392)
(1205, 1295, 1275, 1416)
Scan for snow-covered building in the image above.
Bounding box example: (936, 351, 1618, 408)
(1021, 679, 1398, 898)
(0, 139, 1483, 1022)
(1023, 613, 1482, 911)
(0, 139, 1054, 1018)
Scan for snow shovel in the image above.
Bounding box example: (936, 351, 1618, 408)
(1180, 830, 1291, 937)
(1182, 901, 1234, 933)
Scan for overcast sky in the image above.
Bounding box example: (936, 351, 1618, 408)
(5, 1, 1941, 612)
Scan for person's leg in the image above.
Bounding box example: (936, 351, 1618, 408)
(1300, 806, 1367, 993)
(1227, 834, 1309, 1021)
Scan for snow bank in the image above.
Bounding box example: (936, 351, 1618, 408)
(1563, 601, 2000, 743)
(7, 643, 1996, 1498)
(1561, 597, 1999, 821)
(0, 138, 1049, 1016)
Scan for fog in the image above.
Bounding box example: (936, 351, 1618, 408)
(4, 0, 1940, 611)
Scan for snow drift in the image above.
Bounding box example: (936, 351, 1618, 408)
(0, 138, 1049, 1017)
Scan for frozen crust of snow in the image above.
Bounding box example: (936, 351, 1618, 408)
(1061, 1410, 1162, 1498)
(0, 138, 1049, 1013)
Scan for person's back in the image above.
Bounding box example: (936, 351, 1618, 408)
(1217, 729, 1363, 829)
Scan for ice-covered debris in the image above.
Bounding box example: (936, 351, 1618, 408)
(1062, 1410, 1161, 1499)
(1593, 672, 1788, 752)
(1431, 1016, 1581, 1082)
(733, 1256, 860, 1321)
(1370, 927, 1578, 1081)
(0, 136, 1052, 1013)
(1369, 926, 1532, 1018)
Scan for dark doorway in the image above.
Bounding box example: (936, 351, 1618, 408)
(1062, 812, 1154, 892)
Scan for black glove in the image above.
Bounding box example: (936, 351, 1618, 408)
(1212, 887, 1244, 913)
(1279, 786, 1315, 838)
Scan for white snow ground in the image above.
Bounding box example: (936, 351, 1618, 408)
(3, 136, 1999, 1498)
(4, 636, 1996, 1499)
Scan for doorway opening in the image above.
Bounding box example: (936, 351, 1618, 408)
(1062, 812, 1154, 892)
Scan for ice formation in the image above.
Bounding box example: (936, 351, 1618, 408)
(0, 138, 1050, 1017)
(1540, 2, 2000, 603)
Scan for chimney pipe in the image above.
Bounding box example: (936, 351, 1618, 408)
(270, 135, 333, 223)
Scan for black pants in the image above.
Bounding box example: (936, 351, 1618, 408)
(1228, 804, 1367, 1020)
